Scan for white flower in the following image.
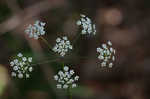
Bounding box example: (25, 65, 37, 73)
(17, 53, 23, 57)
(14, 59, 18, 64)
(70, 70, 74, 75)
(64, 66, 69, 71)
(63, 84, 69, 89)
(98, 55, 104, 60)
(112, 56, 115, 61)
(10, 61, 14, 66)
(97, 41, 116, 68)
(80, 14, 86, 17)
(58, 71, 64, 77)
(108, 41, 112, 46)
(97, 48, 103, 53)
(54, 75, 59, 81)
(56, 38, 61, 42)
(22, 57, 27, 62)
(76, 20, 82, 25)
(72, 83, 77, 88)
(10, 53, 33, 79)
(76, 14, 96, 35)
(18, 73, 23, 79)
(101, 62, 106, 67)
(102, 44, 107, 49)
(29, 67, 33, 72)
(11, 72, 16, 77)
(26, 74, 30, 78)
(74, 76, 79, 81)
(54, 66, 79, 89)
(109, 63, 113, 68)
(28, 57, 32, 62)
(13, 66, 18, 71)
(25, 20, 46, 39)
(52, 36, 73, 57)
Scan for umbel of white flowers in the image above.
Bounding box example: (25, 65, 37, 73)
(97, 41, 116, 68)
(52, 36, 73, 57)
(54, 66, 79, 89)
(10, 53, 33, 79)
(76, 14, 96, 35)
(25, 20, 46, 39)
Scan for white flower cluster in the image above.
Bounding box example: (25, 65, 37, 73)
(54, 66, 79, 89)
(97, 41, 116, 68)
(76, 14, 96, 35)
(52, 36, 73, 57)
(25, 20, 46, 39)
(10, 53, 33, 79)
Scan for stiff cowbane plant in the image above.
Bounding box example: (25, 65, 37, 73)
(8, 13, 117, 99)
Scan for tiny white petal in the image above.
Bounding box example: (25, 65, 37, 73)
(70, 70, 74, 75)
(22, 57, 27, 62)
(10, 61, 14, 66)
(64, 66, 69, 71)
(63, 36, 67, 40)
(108, 41, 112, 46)
(102, 44, 107, 49)
(72, 83, 77, 88)
(14, 59, 18, 64)
(76, 20, 81, 25)
(11, 72, 16, 77)
(109, 63, 113, 68)
(101, 62, 106, 67)
(63, 84, 68, 89)
(110, 48, 114, 52)
(112, 56, 115, 61)
(18, 73, 23, 79)
(17, 53, 23, 57)
(56, 38, 61, 42)
(98, 55, 104, 60)
(74, 76, 79, 81)
(97, 47, 103, 53)
(80, 14, 86, 17)
(54, 75, 59, 81)
(56, 84, 62, 89)
(26, 74, 30, 78)
(13, 66, 18, 71)
(81, 30, 86, 34)
(28, 57, 32, 62)
(29, 67, 33, 72)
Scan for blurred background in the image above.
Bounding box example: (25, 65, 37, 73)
(0, 0, 150, 99)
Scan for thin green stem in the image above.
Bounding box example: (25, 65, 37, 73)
(40, 36, 52, 50)
(30, 58, 59, 66)
(62, 62, 64, 68)
(68, 87, 72, 99)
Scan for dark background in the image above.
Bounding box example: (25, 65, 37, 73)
(0, 0, 150, 99)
